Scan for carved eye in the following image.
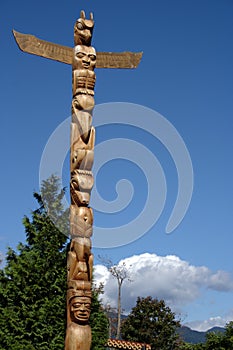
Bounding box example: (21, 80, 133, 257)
(89, 55, 96, 61)
(76, 52, 85, 59)
(77, 22, 84, 30)
(73, 303, 82, 308)
(73, 101, 79, 108)
(72, 180, 79, 190)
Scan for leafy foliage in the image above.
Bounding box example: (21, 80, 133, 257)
(179, 342, 205, 349)
(0, 175, 108, 349)
(203, 321, 233, 349)
(121, 296, 181, 350)
(90, 287, 109, 350)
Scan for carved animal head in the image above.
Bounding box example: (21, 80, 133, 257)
(70, 170, 94, 206)
(74, 10, 94, 46)
(72, 94, 95, 113)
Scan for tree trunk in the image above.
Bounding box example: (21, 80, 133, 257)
(116, 281, 122, 339)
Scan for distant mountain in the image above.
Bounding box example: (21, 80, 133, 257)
(107, 311, 225, 345)
(206, 326, 225, 334)
(177, 326, 206, 344)
(177, 325, 225, 344)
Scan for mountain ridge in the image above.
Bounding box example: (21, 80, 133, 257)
(107, 311, 225, 344)
(177, 325, 225, 344)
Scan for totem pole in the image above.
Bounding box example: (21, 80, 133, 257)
(13, 9, 142, 350)
(66, 11, 95, 349)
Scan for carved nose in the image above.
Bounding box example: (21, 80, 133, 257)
(80, 193, 90, 206)
(83, 56, 90, 65)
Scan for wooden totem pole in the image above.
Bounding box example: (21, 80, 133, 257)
(66, 11, 95, 350)
(13, 9, 142, 350)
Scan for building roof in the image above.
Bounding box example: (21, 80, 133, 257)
(106, 339, 151, 350)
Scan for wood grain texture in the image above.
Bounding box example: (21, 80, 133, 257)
(96, 51, 143, 69)
(13, 30, 73, 64)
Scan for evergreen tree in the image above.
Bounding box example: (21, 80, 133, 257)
(121, 296, 181, 350)
(0, 175, 108, 349)
(90, 286, 109, 350)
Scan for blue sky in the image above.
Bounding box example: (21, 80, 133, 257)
(1, 0, 233, 331)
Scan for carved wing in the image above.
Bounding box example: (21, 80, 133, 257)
(13, 30, 143, 68)
(96, 51, 143, 69)
(12, 30, 73, 64)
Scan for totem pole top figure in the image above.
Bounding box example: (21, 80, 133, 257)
(74, 10, 94, 46)
(13, 10, 142, 69)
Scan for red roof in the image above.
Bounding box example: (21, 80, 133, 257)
(106, 338, 151, 349)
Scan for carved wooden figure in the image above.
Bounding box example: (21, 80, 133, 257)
(13, 8, 142, 350)
(66, 287, 92, 350)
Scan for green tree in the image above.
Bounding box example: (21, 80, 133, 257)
(203, 321, 233, 350)
(121, 296, 181, 350)
(222, 321, 233, 349)
(179, 342, 205, 350)
(90, 285, 109, 350)
(205, 331, 224, 350)
(0, 175, 108, 350)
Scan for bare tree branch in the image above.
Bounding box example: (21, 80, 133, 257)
(97, 256, 132, 339)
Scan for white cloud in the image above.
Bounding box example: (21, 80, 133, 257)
(94, 253, 233, 316)
(186, 310, 233, 331)
(207, 270, 233, 291)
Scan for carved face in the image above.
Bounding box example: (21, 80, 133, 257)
(73, 45, 96, 70)
(70, 296, 91, 324)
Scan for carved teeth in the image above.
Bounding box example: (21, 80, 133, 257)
(77, 169, 92, 176)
